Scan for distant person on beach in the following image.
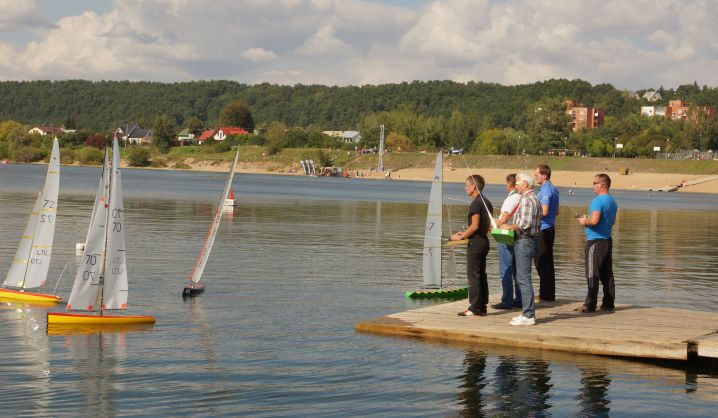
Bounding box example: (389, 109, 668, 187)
(450, 174, 493, 317)
(576, 174, 618, 313)
(492, 173, 522, 310)
(500, 173, 541, 326)
(534, 164, 559, 302)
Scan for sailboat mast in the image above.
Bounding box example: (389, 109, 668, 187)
(95, 142, 114, 315)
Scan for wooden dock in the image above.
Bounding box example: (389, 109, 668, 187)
(356, 299, 718, 361)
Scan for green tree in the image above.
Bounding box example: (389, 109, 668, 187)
(471, 129, 505, 155)
(127, 147, 152, 167)
(386, 132, 414, 151)
(524, 97, 572, 152)
(446, 110, 482, 151)
(186, 116, 203, 135)
(219, 101, 255, 131)
(152, 114, 175, 153)
(77, 146, 104, 165)
(64, 115, 77, 130)
(265, 121, 287, 155)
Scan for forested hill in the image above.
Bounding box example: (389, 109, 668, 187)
(1, 79, 717, 130)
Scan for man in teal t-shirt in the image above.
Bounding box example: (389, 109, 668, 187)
(577, 174, 618, 313)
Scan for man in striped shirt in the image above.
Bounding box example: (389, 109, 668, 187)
(500, 172, 542, 326)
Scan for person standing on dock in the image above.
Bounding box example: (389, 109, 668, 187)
(577, 174, 618, 313)
(534, 164, 559, 302)
(500, 173, 541, 326)
(492, 173, 522, 310)
(451, 174, 493, 317)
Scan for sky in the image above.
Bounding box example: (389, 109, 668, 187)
(1, 0, 717, 90)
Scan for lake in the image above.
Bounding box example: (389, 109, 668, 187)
(1, 163, 718, 417)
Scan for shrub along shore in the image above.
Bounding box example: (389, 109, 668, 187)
(11, 145, 718, 193)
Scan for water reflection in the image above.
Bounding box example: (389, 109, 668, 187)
(0, 299, 52, 415)
(577, 367, 611, 417)
(458, 350, 554, 417)
(457, 350, 487, 416)
(59, 332, 124, 417)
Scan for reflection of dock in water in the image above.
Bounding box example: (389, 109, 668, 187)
(356, 298, 718, 362)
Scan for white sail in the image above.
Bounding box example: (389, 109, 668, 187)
(3, 138, 60, 289)
(189, 147, 240, 284)
(422, 152, 443, 288)
(102, 138, 128, 310)
(84, 148, 109, 246)
(67, 150, 110, 311)
(3, 193, 42, 287)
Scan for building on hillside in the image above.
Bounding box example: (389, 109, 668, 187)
(28, 126, 66, 136)
(640, 100, 715, 122)
(197, 127, 250, 144)
(565, 100, 604, 131)
(640, 106, 667, 117)
(634, 90, 662, 102)
(321, 130, 343, 138)
(341, 131, 361, 143)
(666, 100, 716, 122)
(177, 129, 195, 145)
(118, 123, 153, 144)
(322, 130, 361, 143)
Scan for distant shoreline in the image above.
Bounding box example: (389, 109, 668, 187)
(10, 159, 718, 194)
(173, 160, 718, 194)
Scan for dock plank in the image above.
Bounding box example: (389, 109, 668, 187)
(355, 299, 718, 361)
(691, 332, 718, 358)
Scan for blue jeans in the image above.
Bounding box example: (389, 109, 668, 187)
(514, 236, 538, 318)
(497, 242, 521, 306)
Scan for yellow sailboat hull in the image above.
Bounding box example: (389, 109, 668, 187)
(47, 312, 156, 325)
(0, 288, 61, 303)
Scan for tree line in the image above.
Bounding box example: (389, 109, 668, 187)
(1, 79, 718, 162)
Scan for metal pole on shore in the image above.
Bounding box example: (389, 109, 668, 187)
(378, 124, 385, 172)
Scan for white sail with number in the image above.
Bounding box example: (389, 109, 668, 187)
(66, 140, 120, 311)
(189, 147, 240, 284)
(422, 152, 443, 289)
(102, 138, 128, 309)
(3, 138, 60, 289)
(83, 148, 109, 247)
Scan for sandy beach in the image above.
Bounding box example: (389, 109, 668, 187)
(182, 159, 718, 194)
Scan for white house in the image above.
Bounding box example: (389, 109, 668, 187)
(29, 126, 65, 136)
(635, 90, 662, 102)
(341, 131, 361, 143)
(641, 106, 667, 117)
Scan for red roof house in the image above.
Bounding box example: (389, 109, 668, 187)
(197, 127, 249, 144)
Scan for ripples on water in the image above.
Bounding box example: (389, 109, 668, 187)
(1, 164, 718, 416)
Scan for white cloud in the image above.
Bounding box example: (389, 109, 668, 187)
(0, 0, 53, 31)
(0, 0, 37, 26)
(297, 24, 352, 55)
(242, 47, 278, 62)
(0, 0, 717, 88)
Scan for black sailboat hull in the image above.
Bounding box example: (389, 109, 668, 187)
(182, 282, 205, 297)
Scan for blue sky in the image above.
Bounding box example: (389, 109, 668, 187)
(1, 0, 717, 90)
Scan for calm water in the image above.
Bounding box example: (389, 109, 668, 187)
(1, 163, 718, 417)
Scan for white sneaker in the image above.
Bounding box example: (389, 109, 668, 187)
(510, 315, 536, 326)
(511, 314, 524, 321)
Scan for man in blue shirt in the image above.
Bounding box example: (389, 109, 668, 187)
(533, 164, 558, 301)
(577, 173, 618, 313)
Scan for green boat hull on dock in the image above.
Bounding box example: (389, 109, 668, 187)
(405, 287, 468, 300)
